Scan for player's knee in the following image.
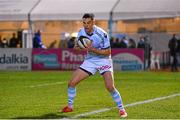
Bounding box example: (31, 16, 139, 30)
(68, 80, 77, 87)
(106, 85, 115, 92)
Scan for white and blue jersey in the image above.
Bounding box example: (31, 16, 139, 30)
(77, 25, 111, 60)
(77, 25, 113, 75)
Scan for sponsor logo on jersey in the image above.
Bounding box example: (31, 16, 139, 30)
(97, 65, 111, 71)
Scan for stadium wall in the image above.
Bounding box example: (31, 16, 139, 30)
(0, 48, 144, 71)
(0, 48, 145, 71)
(32, 48, 144, 71)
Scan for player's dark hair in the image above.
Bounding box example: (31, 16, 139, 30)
(82, 13, 95, 20)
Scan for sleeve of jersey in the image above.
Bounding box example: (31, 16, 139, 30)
(102, 34, 111, 49)
(77, 29, 84, 40)
(77, 33, 81, 40)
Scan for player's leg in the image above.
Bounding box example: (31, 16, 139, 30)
(68, 68, 91, 87)
(62, 59, 97, 113)
(97, 58, 127, 116)
(61, 68, 90, 112)
(67, 68, 92, 108)
(102, 71, 127, 118)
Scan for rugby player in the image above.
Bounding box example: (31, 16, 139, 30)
(61, 13, 127, 118)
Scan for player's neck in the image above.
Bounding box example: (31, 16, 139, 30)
(85, 27, 94, 36)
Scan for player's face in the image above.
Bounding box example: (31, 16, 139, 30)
(83, 18, 94, 34)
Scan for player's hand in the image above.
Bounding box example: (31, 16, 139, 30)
(74, 42, 82, 51)
(87, 46, 111, 56)
(87, 45, 96, 53)
(84, 42, 93, 51)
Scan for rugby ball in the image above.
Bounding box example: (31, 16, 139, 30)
(77, 36, 92, 49)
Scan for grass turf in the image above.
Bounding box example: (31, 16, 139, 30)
(0, 71, 179, 119)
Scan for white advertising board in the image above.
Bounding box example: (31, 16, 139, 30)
(0, 48, 32, 71)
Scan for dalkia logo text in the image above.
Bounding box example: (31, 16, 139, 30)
(0, 54, 28, 64)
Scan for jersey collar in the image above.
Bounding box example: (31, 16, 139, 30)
(85, 25, 96, 36)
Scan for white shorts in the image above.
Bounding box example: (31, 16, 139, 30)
(80, 58, 113, 75)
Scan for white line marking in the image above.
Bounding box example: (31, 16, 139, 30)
(72, 93, 180, 119)
(28, 82, 65, 88)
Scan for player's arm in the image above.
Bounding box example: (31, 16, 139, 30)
(74, 30, 85, 51)
(73, 40, 81, 50)
(88, 47, 111, 56)
(74, 38, 87, 51)
(88, 32, 111, 55)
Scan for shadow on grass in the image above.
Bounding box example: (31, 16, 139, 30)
(12, 112, 70, 119)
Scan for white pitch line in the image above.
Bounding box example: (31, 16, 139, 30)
(28, 81, 65, 88)
(71, 93, 180, 119)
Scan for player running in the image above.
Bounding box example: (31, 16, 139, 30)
(61, 13, 127, 118)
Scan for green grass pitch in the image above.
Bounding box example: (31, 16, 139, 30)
(0, 71, 180, 119)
